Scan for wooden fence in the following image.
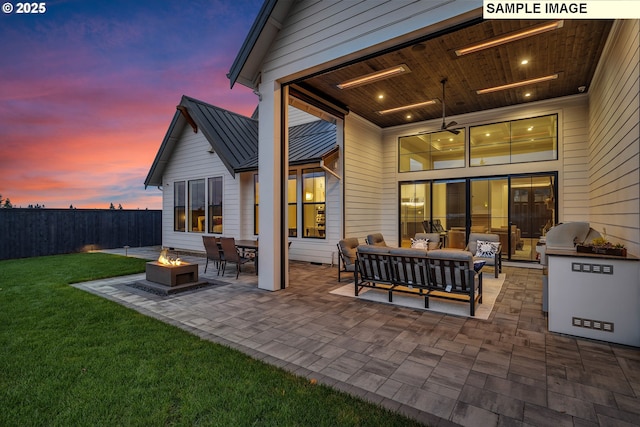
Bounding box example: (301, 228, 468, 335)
(0, 209, 161, 260)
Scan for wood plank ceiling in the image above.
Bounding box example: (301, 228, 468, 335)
(295, 19, 613, 129)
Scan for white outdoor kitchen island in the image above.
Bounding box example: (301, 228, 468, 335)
(546, 249, 640, 347)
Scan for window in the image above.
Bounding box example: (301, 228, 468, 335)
(174, 181, 185, 231)
(470, 114, 557, 166)
(302, 168, 325, 238)
(208, 177, 223, 234)
(254, 172, 298, 237)
(188, 179, 205, 232)
(288, 171, 297, 237)
(399, 130, 465, 172)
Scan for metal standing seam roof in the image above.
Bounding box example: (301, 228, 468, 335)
(145, 95, 337, 187)
(236, 119, 337, 172)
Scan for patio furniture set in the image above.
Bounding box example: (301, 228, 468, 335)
(337, 232, 503, 316)
(202, 236, 258, 279)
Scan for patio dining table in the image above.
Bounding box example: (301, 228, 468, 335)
(235, 239, 258, 274)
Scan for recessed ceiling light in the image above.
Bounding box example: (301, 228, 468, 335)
(376, 99, 437, 115)
(378, 94, 384, 99)
(528, 127, 533, 131)
(476, 74, 558, 94)
(455, 20, 564, 56)
(525, 92, 531, 97)
(486, 133, 490, 137)
(406, 114, 412, 119)
(521, 59, 529, 65)
(337, 64, 411, 89)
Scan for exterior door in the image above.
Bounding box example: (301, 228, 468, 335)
(510, 174, 556, 261)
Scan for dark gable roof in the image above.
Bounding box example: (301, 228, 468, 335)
(236, 120, 337, 172)
(145, 96, 336, 187)
(145, 95, 258, 187)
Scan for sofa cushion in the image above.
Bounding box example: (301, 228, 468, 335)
(414, 232, 441, 250)
(476, 240, 500, 258)
(357, 245, 391, 255)
(410, 238, 429, 249)
(390, 248, 428, 256)
(338, 237, 359, 266)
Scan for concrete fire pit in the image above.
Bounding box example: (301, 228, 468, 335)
(135, 260, 208, 295)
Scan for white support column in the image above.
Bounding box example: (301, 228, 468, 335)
(257, 80, 289, 291)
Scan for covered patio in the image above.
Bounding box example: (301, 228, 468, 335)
(75, 247, 640, 426)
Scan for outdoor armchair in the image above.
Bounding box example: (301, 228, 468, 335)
(337, 237, 359, 282)
(365, 233, 387, 246)
(466, 232, 502, 278)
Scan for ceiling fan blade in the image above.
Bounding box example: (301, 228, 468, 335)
(446, 128, 460, 135)
(446, 120, 458, 128)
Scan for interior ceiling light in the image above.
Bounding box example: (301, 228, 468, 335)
(376, 99, 436, 115)
(476, 74, 558, 94)
(455, 20, 564, 56)
(337, 64, 410, 89)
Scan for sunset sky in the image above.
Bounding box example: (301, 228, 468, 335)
(0, 0, 262, 209)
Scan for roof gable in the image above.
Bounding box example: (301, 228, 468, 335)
(228, 0, 294, 89)
(145, 96, 337, 187)
(144, 96, 258, 187)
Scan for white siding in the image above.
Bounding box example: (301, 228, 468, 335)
(161, 124, 240, 253)
(561, 102, 590, 221)
(344, 113, 385, 242)
(261, 0, 480, 83)
(588, 19, 640, 256)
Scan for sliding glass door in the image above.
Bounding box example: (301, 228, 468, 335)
(399, 173, 556, 261)
(400, 182, 431, 246)
(510, 175, 556, 261)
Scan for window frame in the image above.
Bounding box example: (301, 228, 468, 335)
(469, 113, 558, 167)
(208, 176, 223, 234)
(173, 181, 185, 232)
(398, 129, 466, 172)
(301, 167, 326, 239)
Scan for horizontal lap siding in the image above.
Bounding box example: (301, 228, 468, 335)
(162, 125, 240, 253)
(561, 103, 590, 222)
(344, 113, 384, 241)
(588, 20, 640, 256)
(262, 0, 479, 82)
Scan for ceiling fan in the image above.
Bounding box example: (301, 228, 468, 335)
(440, 78, 460, 135)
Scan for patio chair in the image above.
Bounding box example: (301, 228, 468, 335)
(202, 235, 224, 275)
(466, 232, 502, 278)
(219, 237, 254, 279)
(337, 237, 359, 282)
(432, 219, 445, 233)
(365, 233, 387, 246)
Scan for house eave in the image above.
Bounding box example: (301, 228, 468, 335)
(227, 0, 294, 90)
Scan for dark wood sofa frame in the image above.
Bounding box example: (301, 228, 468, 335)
(356, 246, 483, 316)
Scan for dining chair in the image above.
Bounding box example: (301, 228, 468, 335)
(219, 237, 253, 279)
(202, 236, 224, 275)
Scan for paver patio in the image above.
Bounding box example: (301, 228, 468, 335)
(74, 247, 640, 426)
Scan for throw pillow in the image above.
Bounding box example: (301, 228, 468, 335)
(476, 240, 499, 258)
(410, 238, 429, 249)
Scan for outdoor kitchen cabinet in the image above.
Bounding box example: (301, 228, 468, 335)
(546, 249, 640, 347)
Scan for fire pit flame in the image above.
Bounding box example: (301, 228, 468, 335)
(158, 248, 183, 266)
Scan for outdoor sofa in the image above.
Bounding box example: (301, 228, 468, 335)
(355, 245, 483, 316)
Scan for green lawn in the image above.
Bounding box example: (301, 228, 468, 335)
(0, 253, 422, 426)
